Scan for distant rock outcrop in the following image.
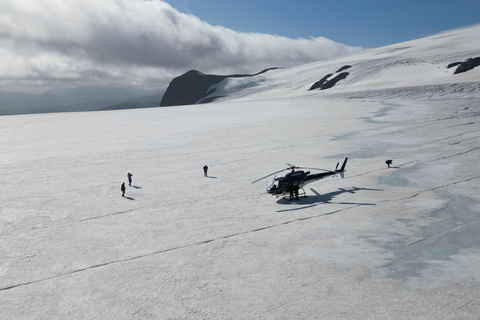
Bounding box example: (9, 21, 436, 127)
(309, 65, 351, 91)
(320, 72, 350, 90)
(309, 74, 333, 90)
(160, 68, 279, 107)
(335, 65, 352, 73)
(448, 57, 480, 74)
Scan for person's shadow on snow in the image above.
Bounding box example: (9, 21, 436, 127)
(206, 176, 217, 179)
(130, 185, 142, 189)
(123, 196, 135, 201)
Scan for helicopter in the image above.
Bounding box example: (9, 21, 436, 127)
(252, 158, 348, 200)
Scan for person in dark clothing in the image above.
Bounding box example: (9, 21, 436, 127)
(293, 185, 299, 200)
(386, 160, 393, 168)
(287, 180, 294, 200)
(203, 165, 208, 177)
(127, 172, 133, 186)
(121, 182, 126, 197)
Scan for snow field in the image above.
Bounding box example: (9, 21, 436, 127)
(1, 94, 480, 319)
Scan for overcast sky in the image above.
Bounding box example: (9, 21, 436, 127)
(0, 0, 478, 93)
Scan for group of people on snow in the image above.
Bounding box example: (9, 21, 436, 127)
(121, 166, 209, 197)
(121, 172, 133, 197)
(121, 160, 396, 199)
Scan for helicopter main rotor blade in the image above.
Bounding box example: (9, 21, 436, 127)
(297, 166, 331, 172)
(285, 163, 303, 170)
(286, 163, 330, 172)
(251, 168, 289, 184)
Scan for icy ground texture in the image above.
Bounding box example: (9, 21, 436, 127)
(1, 26, 480, 319)
(1, 95, 479, 319)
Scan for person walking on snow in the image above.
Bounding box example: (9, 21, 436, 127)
(121, 182, 126, 197)
(203, 165, 208, 177)
(127, 172, 133, 186)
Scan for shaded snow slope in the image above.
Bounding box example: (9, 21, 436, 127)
(1, 25, 480, 319)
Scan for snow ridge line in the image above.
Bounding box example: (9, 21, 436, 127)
(0, 204, 362, 292)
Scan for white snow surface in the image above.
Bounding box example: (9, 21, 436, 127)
(1, 26, 480, 319)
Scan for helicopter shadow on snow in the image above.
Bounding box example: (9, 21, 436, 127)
(276, 186, 381, 212)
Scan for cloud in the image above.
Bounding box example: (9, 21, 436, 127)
(0, 0, 362, 90)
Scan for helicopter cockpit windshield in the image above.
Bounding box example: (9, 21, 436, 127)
(267, 179, 285, 194)
(267, 181, 277, 191)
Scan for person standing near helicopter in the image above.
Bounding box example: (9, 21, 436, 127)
(293, 184, 299, 200)
(203, 165, 208, 177)
(121, 182, 126, 197)
(287, 179, 294, 200)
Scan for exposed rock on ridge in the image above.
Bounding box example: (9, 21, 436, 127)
(309, 65, 351, 91)
(160, 68, 280, 107)
(448, 57, 480, 74)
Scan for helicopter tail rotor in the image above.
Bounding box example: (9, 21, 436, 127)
(336, 157, 348, 172)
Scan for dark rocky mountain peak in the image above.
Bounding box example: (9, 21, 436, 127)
(160, 68, 280, 107)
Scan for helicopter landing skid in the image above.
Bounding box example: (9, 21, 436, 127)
(281, 188, 307, 201)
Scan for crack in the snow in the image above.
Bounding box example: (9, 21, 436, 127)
(443, 295, 480, 319)
(346, 146, 480, 181)
(404, 222, 477, 247)
(0, 204, 361, 292)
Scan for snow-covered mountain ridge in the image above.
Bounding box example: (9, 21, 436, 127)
(200, 25, 480, 103)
